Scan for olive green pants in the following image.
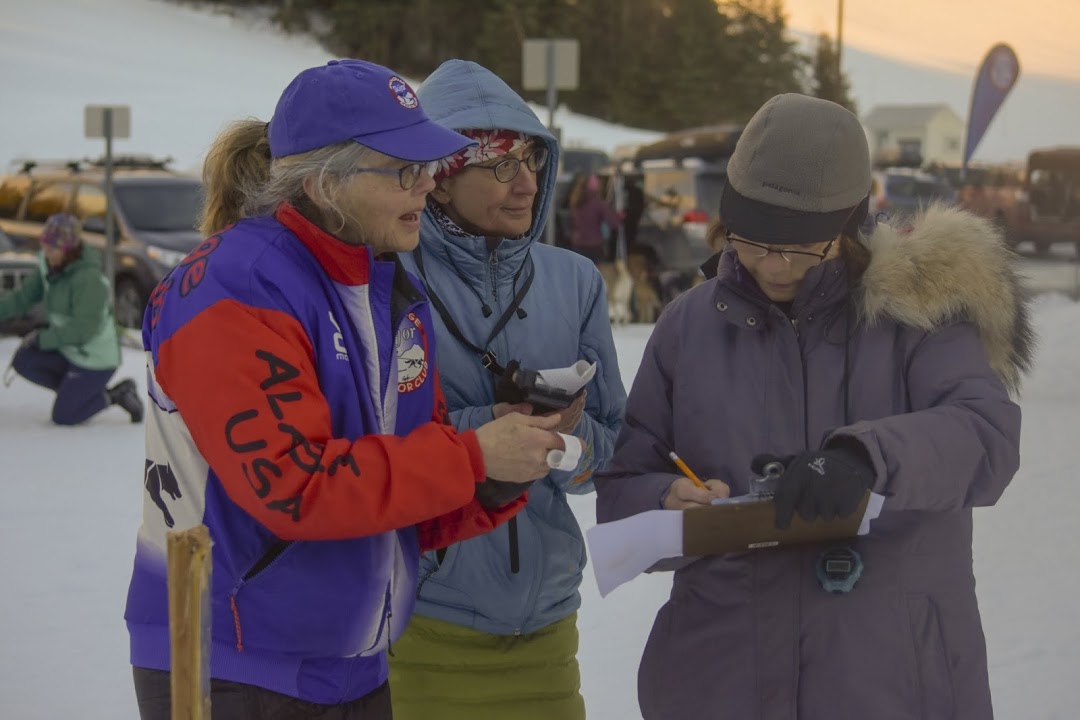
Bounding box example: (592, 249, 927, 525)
(389, 612, 585, 720)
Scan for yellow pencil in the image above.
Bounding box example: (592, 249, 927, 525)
(668, 451, 708, 490)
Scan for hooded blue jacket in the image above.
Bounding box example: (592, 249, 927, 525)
(399, 60, 627, 635)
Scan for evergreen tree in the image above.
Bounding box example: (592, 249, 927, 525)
(717, 0, 808, 122)
(167, 0, 820, 131)
(809, 31, 857, 113)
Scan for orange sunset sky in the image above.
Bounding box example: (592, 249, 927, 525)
(784, 0, 1079, 80)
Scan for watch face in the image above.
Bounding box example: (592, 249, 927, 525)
(989, 47, 1019, 91)
(817, 547, 863, 593)
(825, 559, 854, 575)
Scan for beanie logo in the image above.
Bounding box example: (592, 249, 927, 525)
(388, 76, 419, 109)
(762, 181, 801, 196)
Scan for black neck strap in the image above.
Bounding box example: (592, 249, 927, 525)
(414, 247, 534, 376)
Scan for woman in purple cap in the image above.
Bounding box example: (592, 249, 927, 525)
(0, 212, 143, 424)
(125, 60, 568, 719)
(596, 93, 1032, 719)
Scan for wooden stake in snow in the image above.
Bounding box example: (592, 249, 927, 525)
(167, 525, 212, 719)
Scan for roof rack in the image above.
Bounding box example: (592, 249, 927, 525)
(11, 158, 86, 175)
(85, 154, 175, 170)
(632, 124, 744, 164)
(10, 154, 176, 175)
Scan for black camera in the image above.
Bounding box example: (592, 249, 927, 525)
(495, 360, 581, 415)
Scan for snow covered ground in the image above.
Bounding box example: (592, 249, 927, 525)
(0, 295, 1077, 719)
(0, 0, 1077, 716)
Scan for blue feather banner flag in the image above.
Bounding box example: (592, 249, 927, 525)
(963, 43, 1021, 173)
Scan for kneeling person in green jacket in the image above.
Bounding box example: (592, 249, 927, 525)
(1, 213, 143, 425)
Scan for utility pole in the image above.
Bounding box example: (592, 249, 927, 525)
(836, 0, 845, 80)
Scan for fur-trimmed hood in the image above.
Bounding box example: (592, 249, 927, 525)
(860, 205, 1036, 396)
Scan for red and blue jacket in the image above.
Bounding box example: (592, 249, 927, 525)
(124, 204, 524, 703)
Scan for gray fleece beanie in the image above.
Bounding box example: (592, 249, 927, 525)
(720, 93, 871, 244)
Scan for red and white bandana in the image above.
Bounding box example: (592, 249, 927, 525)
(434, 129, 531, 182)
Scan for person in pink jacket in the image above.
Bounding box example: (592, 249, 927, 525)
(569, 174, 621, 263)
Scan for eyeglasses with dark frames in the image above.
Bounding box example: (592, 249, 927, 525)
(727, 234, 836, 268)
(345, 160, 439, 191)
(470, 147, 550, 184)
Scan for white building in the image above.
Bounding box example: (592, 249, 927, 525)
(862, 104, 965, 167)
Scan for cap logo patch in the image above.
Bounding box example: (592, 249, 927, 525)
(762, 181, 800, 196)
(388, 76, 419, 109)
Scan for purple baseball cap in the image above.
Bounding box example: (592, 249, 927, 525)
(268, 60, 475, 162)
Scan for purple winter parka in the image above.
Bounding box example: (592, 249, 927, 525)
(595, 206, 1034, 720)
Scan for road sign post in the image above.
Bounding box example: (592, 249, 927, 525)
(84, 105, 131, 302)
(523, 39, 579, 245)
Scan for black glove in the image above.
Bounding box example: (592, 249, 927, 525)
(752, 442, 875, 530)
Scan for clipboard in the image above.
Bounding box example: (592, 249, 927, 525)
(586, 491, 884, 597)
(680, 490, 873, 556)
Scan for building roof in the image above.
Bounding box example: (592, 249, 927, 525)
(863, 104, 960, 130)
(632, 124, 743, 163)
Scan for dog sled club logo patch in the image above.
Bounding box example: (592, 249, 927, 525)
(388, 76, 419, 109)
(396, 312, 429, 393)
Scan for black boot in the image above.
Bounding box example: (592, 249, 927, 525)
(107, 378, 144, 423)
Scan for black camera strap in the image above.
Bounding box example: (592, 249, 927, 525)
(415, 247, 536, 579)
(414, 246, 534, 377)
